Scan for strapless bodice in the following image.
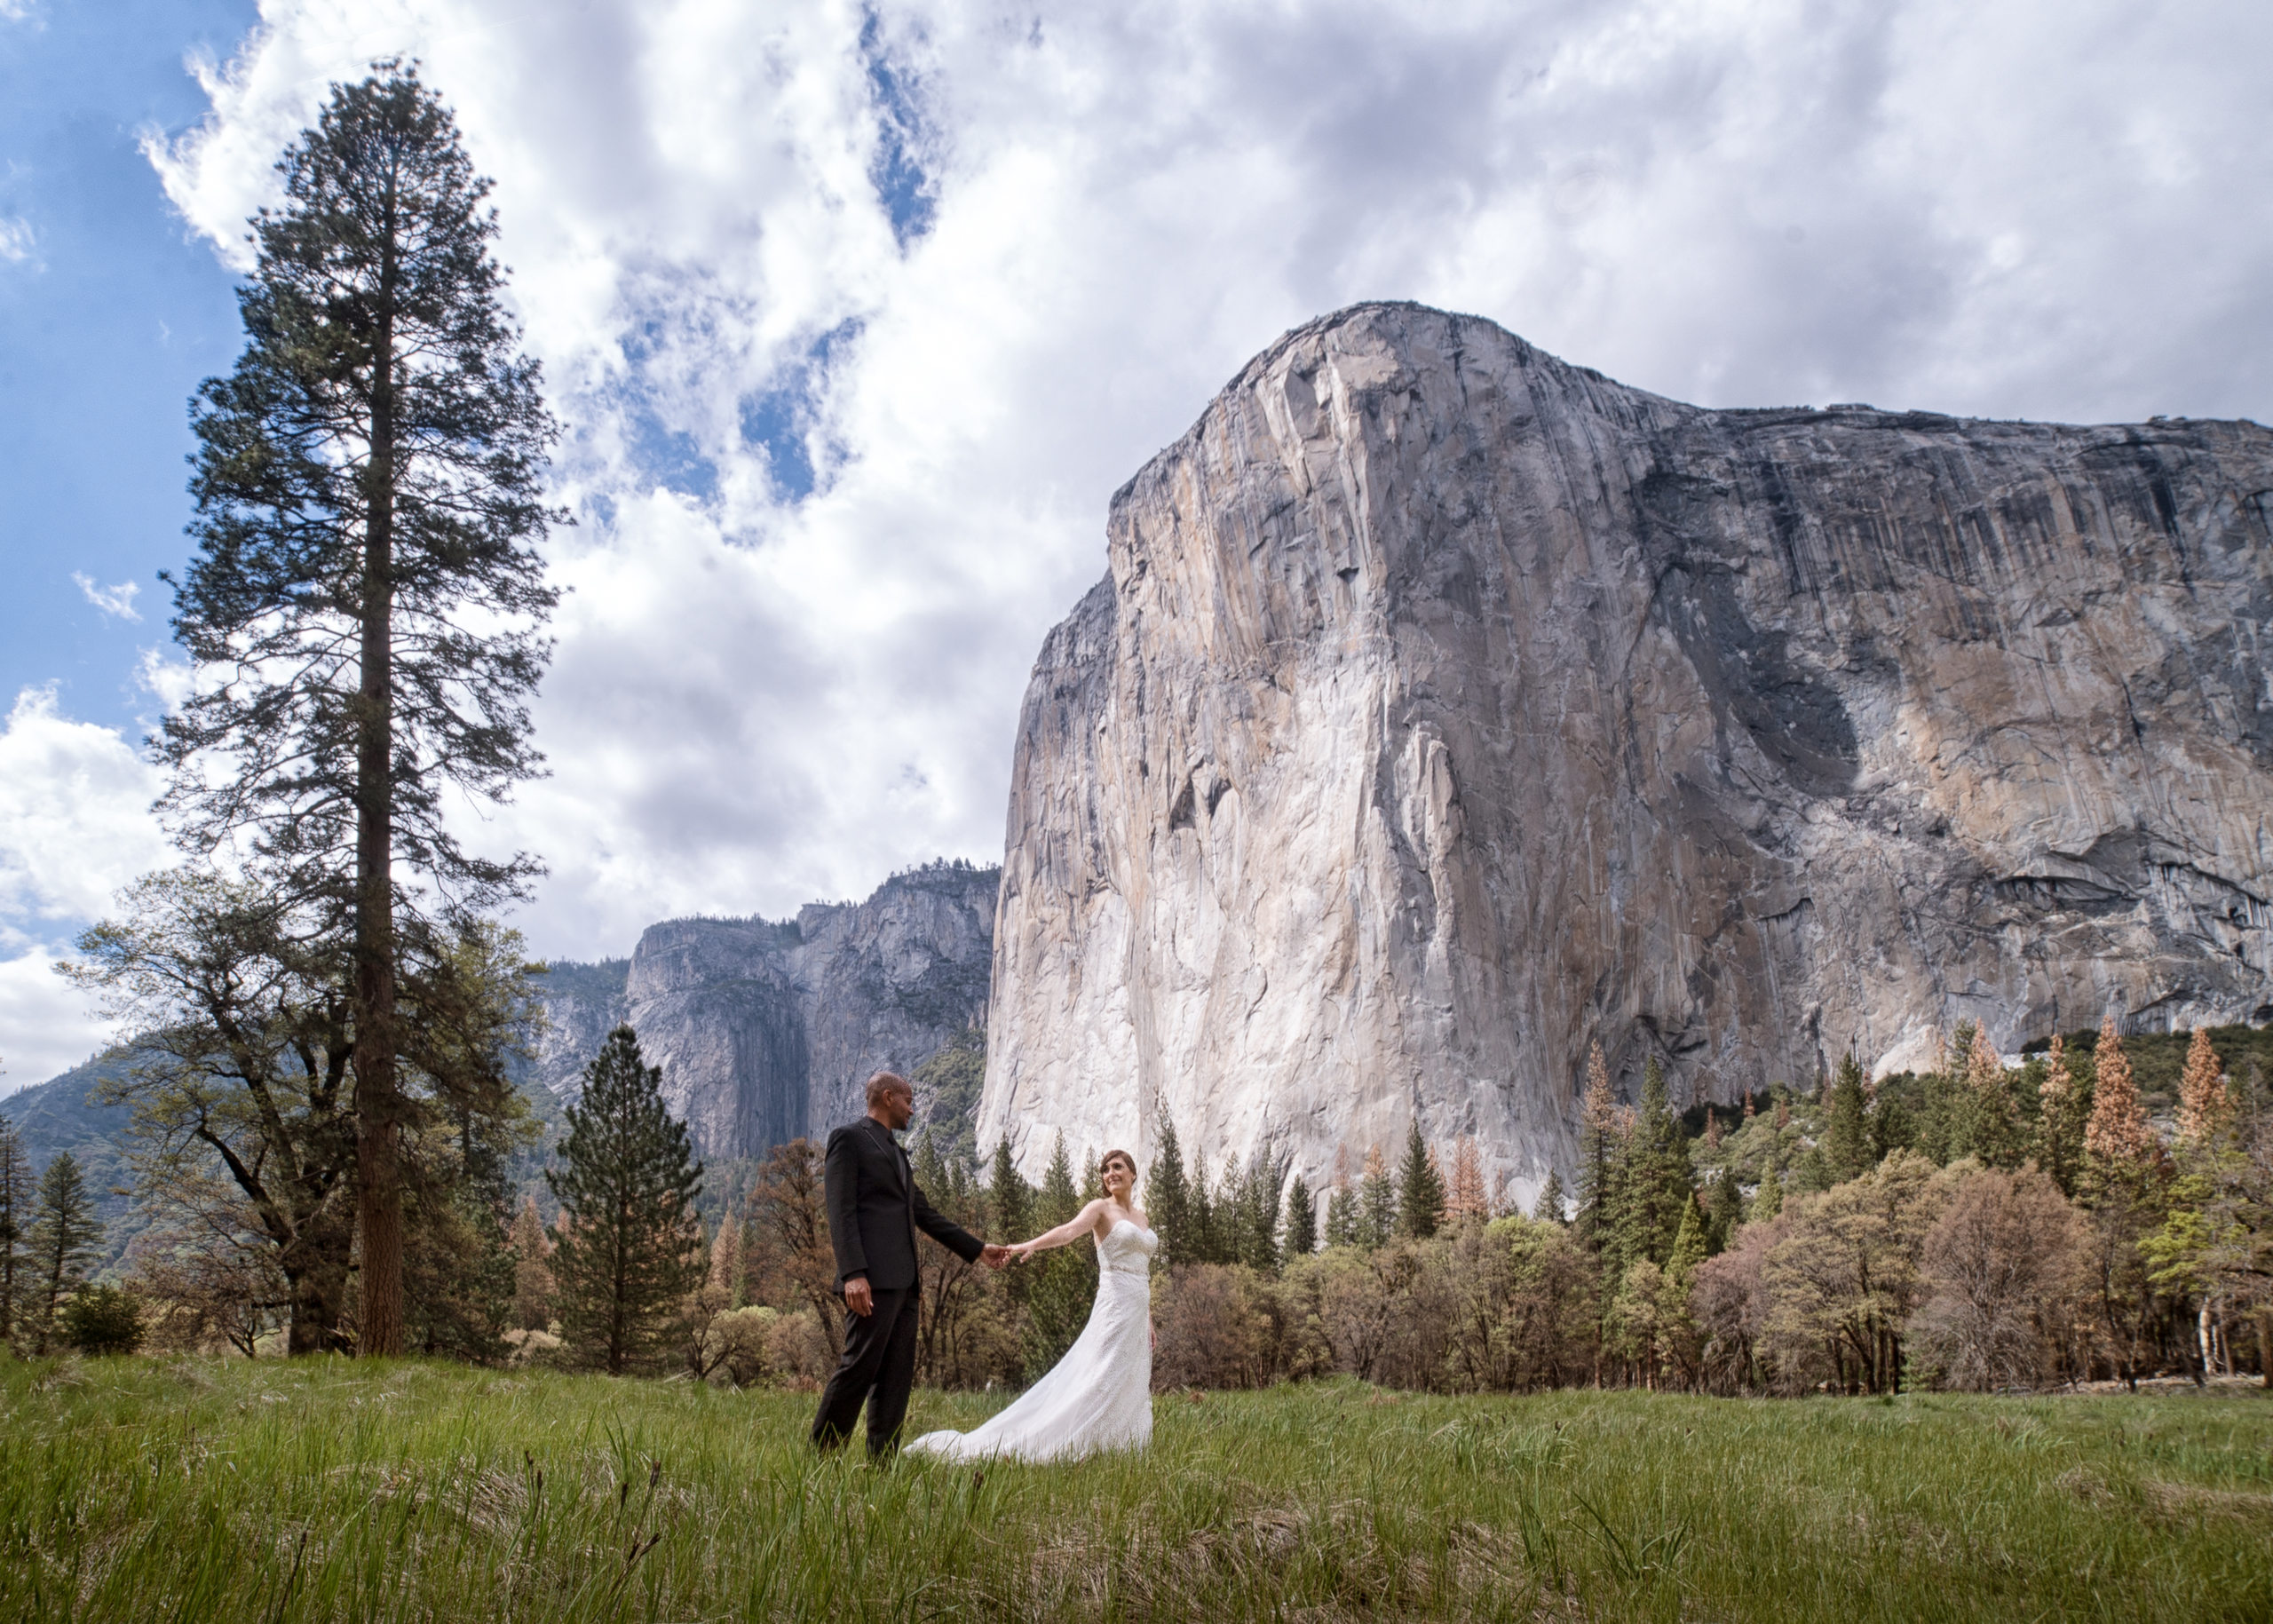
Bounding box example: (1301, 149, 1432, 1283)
(1099, 1218, 1158, 1275)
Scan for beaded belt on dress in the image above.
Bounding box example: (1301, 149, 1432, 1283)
(1102, 1261, 1150, 1275)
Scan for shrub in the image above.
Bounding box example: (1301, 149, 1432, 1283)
(1152, 1264, 1327, 1390)
(700, 1306, 780, 1388)
(59, 1285, 145, 1356)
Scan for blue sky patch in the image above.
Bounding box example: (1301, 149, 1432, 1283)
(859, 7, 935, 250)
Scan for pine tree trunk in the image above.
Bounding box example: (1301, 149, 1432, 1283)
(353, 257, 406, 1359)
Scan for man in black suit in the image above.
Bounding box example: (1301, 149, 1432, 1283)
(812, 1069, 1010, 1455)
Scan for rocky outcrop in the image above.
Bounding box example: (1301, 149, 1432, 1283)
(978, 302, 2273, 1206)
(533, 862, 998, 1161)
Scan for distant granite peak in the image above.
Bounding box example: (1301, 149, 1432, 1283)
(533, 860, 999, 1159)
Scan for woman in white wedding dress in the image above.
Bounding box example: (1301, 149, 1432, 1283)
(905, 1148, 1157, 1464)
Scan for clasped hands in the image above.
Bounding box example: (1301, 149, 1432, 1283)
(843, 1244, 1021, 1318)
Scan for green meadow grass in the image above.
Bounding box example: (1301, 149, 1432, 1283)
(2, 1358, 2268, 1622)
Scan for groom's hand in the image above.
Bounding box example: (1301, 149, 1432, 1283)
(843, 1277, 874, 1317)
(979, 1244, 1011, 1271)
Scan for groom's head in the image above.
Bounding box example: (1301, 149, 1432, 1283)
(866, 1070, 915, 1130)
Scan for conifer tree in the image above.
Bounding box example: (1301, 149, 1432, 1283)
(28, 1152, 105, 1355)
(2175, 1028, 2231, 1147)
(547, 1026, 703, 1374)
(1752, 1161, 1783, 1220)
(1826, 1052, 1871, 1183)
(988, 1139, 1034, 1256)
(2033, 1033, 2090, 1196)
(162, 67, 562, 1355)
(1397, 1122, 1445, 1239)
(1619, 1058, 1689, 1264)
(1324, 1150, 1361, 1248)
(1023, 1134, 1096, 1376)
(2084, 1014, 2160, 1185)
(1705, 1168, 1742, 1253)
(507, 1194, 554, 1331)
(1231, 1150, 1288, 1275)
(0, 1119, 29, 1344)
(1532, 1167, 1567, 1224)
(1664, 1192, 1707, 1287)
(708, 1210, 741, 1302)
(1445, 1137, 1489, 1226)
(1358, 1145, 1397, 1249)
(1144, 1121, 1191, 1264)
(1961, 1025, 2024, 1168)
(1281, 1172, 1318, 1259)
(1575, 1042, 1619, 1250)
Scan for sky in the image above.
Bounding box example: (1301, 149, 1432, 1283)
(2, 0, 2269, 1092)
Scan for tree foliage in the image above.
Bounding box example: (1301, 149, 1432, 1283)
(162, 65, 561, 1355)
(547, 1027, 703, 1374)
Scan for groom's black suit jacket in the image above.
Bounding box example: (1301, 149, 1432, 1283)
(823, 1116, 985, 1292)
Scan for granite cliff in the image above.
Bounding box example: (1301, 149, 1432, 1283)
(978, 302, 2273, 1204)
(531, 861, 997, 1160)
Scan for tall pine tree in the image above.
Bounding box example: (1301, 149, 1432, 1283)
(1575, 1042, 1619, 1251)
(28, 1152, 105, 1355)
(161, 67, 561, 1355)
(1282, 1172, 1318, 1259)
(1023, 1135, 1096, 1377)
(1826, 1051, 1871, 1183)
(547, 1026, 702, 1374)
(1397, 1121, 1445, 1239)
(1144, 1120, 1192, 1265)
(1357, 1145, 1398, 1249)
(1617, 1058, 1689, 1266)
(2033, 1033, 2091, 1196)
(1532, 1167, 1567, 1224)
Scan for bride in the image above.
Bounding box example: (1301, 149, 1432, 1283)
(905, 1148, 1157, 1463)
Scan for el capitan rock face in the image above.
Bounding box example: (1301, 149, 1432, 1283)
(531, 862, 997, 1161)
(978, 302, 2273, 1203)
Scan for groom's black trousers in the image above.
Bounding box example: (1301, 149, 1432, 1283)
(810, 1286, 920, 1456)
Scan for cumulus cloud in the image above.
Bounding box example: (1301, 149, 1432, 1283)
(125, 0, 2271, 972)
(72, 573, 143, 622)
(0, 216, 34, 265)
(0, 687, 172, 1090)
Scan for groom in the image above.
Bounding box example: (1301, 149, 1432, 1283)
(812, 1069, 1010, 1456)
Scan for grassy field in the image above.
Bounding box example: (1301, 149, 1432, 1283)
(3, 1358, 2268, 1622)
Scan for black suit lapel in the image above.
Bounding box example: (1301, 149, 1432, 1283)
(868, 1118, 909, 1198)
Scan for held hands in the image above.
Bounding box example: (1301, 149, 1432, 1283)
(979, 1244, 1013, 1271)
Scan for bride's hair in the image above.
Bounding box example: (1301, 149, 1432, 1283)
(1099, 1148, 1136, 1186)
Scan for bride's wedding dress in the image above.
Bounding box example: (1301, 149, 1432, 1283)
(907, 1217, 1157, 1463)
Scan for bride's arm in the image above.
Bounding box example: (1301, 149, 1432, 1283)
(1009, 1200, 1105, 1258)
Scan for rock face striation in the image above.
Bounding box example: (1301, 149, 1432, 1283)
(531, 862, 997, 1161)
(978, 302, 2273, 1203)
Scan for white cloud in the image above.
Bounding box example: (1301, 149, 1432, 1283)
(0, 216, 35, 265)
(0, 687, 170, 924)
(0, 942, 115, 1096)
(72, 573, 142, 622)
(131, 0, 2273, 971)
(0, 688, 171, 1094)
